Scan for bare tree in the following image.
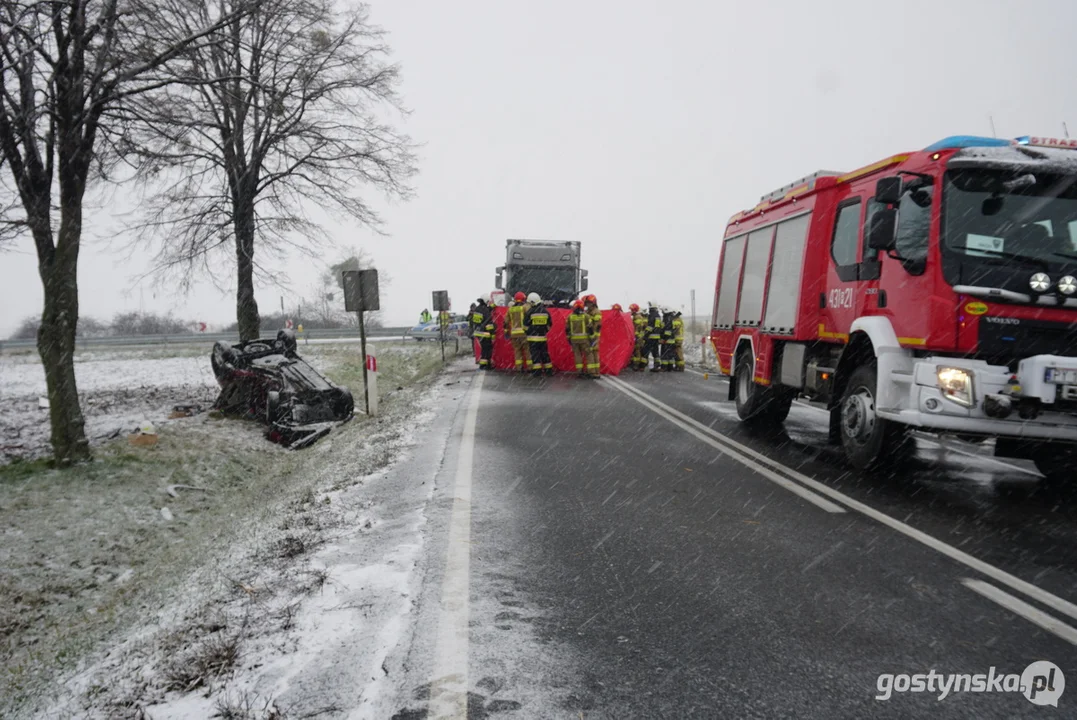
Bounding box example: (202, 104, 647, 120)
(0, 0, 248, 463)
(128, 0, 415, 342)
(319, 248, 388, 327)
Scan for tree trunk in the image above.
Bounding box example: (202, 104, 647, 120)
(235, 196, 260, 341)
(36, 226, 90, 464)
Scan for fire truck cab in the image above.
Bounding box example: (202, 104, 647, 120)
(710, 135, 1077, 481)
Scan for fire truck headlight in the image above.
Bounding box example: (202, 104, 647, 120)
(937, 367, 974, 407)
(1058, 275, 1077, 295)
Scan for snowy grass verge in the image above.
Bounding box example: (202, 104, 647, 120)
(0, 343, 447, 718)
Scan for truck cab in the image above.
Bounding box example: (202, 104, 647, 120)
(710, 136, 1077, 482)
(495, 239, 588, 305)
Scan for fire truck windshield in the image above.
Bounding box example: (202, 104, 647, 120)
(943, 169, 1077, 269)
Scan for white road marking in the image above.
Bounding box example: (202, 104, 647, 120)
(962, 579, 1077, 646)
(609, 377, 1077, 625)
(429, 372, 484, 719)
(605, 377, 846, 513)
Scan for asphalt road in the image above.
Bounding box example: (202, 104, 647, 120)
(389, 363, 1077, 719)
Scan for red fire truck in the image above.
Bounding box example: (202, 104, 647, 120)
(710, 135, 1077, 482)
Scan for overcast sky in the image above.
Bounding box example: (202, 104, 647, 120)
(3, 0, 1077, 336)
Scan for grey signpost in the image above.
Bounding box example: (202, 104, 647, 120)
(343, 269, 380, 414)
(432, 290, 450, 362)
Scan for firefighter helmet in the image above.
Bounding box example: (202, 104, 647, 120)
(514, 292, 526, 302)
(573, 299, 585, 309)
(611, 303, 622, 311)
(629, 303, 640, 312)
(527, 292, 542, 304)
(585, 294, 597, 304)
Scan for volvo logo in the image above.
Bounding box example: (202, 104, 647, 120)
(1030, 273, 1052, 292)
(984, 317, 1021, 325)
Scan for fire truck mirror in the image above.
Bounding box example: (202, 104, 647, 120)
(495, 267, 504, 290)
(875, 176, 903, 205)
(868, 208, 898, 251)
(580, 270, 589, 292)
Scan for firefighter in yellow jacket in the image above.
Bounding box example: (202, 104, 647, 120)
(566, 300, 595, 379)
(503, 291, 531, 372)
(630, 303, 646, 371)
(583, 294, 602, 376)
(525, 293, 553, 376)
(671, 310, 685, 371)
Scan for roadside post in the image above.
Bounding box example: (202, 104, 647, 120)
(366, 346, 379, 415)
(343, 269, 380, 416)
(432, 290, 450, 362)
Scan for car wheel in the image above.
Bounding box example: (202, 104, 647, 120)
(839, 363, 909, 471)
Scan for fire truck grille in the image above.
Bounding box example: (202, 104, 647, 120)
(977, 317, 1077, 369)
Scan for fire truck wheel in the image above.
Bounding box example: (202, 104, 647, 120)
(734, 353, 792, 426)
(839, 364, 909, 471)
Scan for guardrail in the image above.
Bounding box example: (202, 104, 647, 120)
(0, 326, 414, 351)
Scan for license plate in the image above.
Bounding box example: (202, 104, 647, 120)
(1045, 367, 1077, 384)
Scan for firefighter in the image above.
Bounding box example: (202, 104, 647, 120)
(469, 295, 495, 370)
(584, 294, 602, 376)
(644, 303, 663, 372)
(525, 292, 553, 376)
(630, 303, 646, 371)
(671, 310, 685, 371)
(661, 307, 676, 371)
(503, 291, 531, 372)
(420, 308, 432, 324)
(566, 299, 595, 378)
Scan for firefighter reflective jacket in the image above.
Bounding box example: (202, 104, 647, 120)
(470, 304, 493, 338)
(662, 313, 675, 343)
(525, 304, 551, 341)
(505, 302, 528, 337)
(566, 310, 592, 341)
(587, 306, 602, 339)
(633, 312, 647, 341)
(647, 311, 663, 340)
(672, 316, 684, 343)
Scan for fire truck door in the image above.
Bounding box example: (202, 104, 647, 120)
(820, 197, 868, 343)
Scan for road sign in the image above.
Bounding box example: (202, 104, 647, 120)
(432, 290, 450, 312)
(343, 269, 380, 312)
(285, 318, 294, 329)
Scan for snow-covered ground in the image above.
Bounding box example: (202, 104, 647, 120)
(1, 343, 451, 718)
(0, 351, 219, 462)
(0, 342, 443, 462)
(38, 366, 451, 719)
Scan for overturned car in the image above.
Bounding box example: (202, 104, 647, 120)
(211, 329, 354, 447)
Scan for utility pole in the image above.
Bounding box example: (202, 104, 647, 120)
(690, 289, 697, 345)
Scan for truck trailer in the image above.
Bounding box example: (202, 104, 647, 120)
(710, 135, 1077, 483)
